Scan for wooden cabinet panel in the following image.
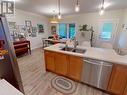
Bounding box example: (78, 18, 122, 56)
(44, 51, 55, 71)
(68, 56, 83, 81)
(108, 65, 127, 95)
(124, 86, 127, 95)
(44, 50, 83, 81)
(54, 53, 68, 76)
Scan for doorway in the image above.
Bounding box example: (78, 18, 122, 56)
(97, 19, 118, 48)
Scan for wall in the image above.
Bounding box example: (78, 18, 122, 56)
(7, 9, 50, 50)
(123, 9, 127, 24)
(59, 9, 125, 48)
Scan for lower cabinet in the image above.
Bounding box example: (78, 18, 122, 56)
(45, 50, 127, 94)
(44, 51, 55, 71)
(54, 53, 68, 76)
(68, 56, 83, 81)
(44, 50, 83, 81)
(108, 64, 127, 95)
(124, 86, 127, 95)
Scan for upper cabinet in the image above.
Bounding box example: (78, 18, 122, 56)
(108, 64, 127, 95)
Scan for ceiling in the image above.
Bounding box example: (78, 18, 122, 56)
(15, 0, 127, 17)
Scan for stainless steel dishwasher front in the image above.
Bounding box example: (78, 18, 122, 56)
(81, 58, 113, 90)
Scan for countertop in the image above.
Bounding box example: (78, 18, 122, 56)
(0, 79, 24, 95)
(44, 43, 127, 65)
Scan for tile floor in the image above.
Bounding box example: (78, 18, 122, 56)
(17, 48, 109, 95)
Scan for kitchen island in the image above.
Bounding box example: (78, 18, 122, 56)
(44, 43, 127, 95)
(44, 43, 127, 65)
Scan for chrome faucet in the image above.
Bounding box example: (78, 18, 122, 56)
(73, 38, 78, 49)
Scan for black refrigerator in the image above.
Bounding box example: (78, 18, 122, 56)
(0, 15, 24, 93)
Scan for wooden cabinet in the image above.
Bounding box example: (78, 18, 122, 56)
(44, 50, 83, 81)
(68, 56, 83, 81)
(54, 53, 68, 76)
(108, 64, 127, 95)
(124, 86, 127, 95)
(44, 51, 55, 71)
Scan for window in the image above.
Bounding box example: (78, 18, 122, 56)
(58, 23, 76, 39)
(101, 23, 113, 40)
(59, 23, 67, 38)
(69, 24, 76, 39)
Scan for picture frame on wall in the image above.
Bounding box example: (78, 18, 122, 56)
(37, 24, 44, 33)
(25, 20, 32, 27)
(18, 25, 28, 38)
(26, 27, 32, 33)
(51, 26, 56, 34)
(31, 27, 37, 37)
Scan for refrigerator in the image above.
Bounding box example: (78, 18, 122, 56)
(0, 15, 24, 93)
(118, 24, 127, 55)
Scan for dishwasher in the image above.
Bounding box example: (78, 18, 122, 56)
(81, 58, 113, 90)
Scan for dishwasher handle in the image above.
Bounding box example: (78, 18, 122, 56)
(84, 59, 112, 67)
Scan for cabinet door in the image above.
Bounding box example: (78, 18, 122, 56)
(68, 56, 83, 81)
(44, 51, 55, 71)
(124, 86, 127, 95)
(54, 53, 68, 76)
(108, 65, 127, 95)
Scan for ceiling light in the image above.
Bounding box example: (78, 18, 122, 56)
(99, 0, 105, 16)
(50, 10, 59, 24)
(58, 14, 61, 19)
(75, 4, 80, 12)
(99, 7, 104, 15)
(58, 0, 62, 19)
(75, 0, 80, 12)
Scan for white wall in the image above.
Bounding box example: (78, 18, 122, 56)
(59, 9, 125, 48)
(123, 9, 127, 24)
(7, 9, 50, 50)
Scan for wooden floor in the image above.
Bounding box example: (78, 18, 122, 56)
(17, 48, 109, 95)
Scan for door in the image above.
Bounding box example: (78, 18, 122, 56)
(97, 19, 118, 48)
(54, 53, 68, 76)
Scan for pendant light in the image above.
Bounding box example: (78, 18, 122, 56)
(50, 10, 59, 24)
(58, 0, 62, 19)
(99, 0, 105, 15)
(75, 0, 80, 12)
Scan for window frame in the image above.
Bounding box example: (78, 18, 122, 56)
(58, 23, 76, 39)
(58, 23, 67, 38)
(101, 22, 114, 41)
(98, 19, 118, 43)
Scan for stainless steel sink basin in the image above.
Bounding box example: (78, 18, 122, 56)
(60, 47, 86, 54)
(72, 48, 86, 54)
(61, 47, 74, 51)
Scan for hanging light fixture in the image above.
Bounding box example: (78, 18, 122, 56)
(50, 10, 59, 24)
(99, 0, 105, 15)
(58, 0, 62, 19)
(75, 0, 80, 12)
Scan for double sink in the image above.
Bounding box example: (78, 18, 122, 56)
(60, 47, 86, 54)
